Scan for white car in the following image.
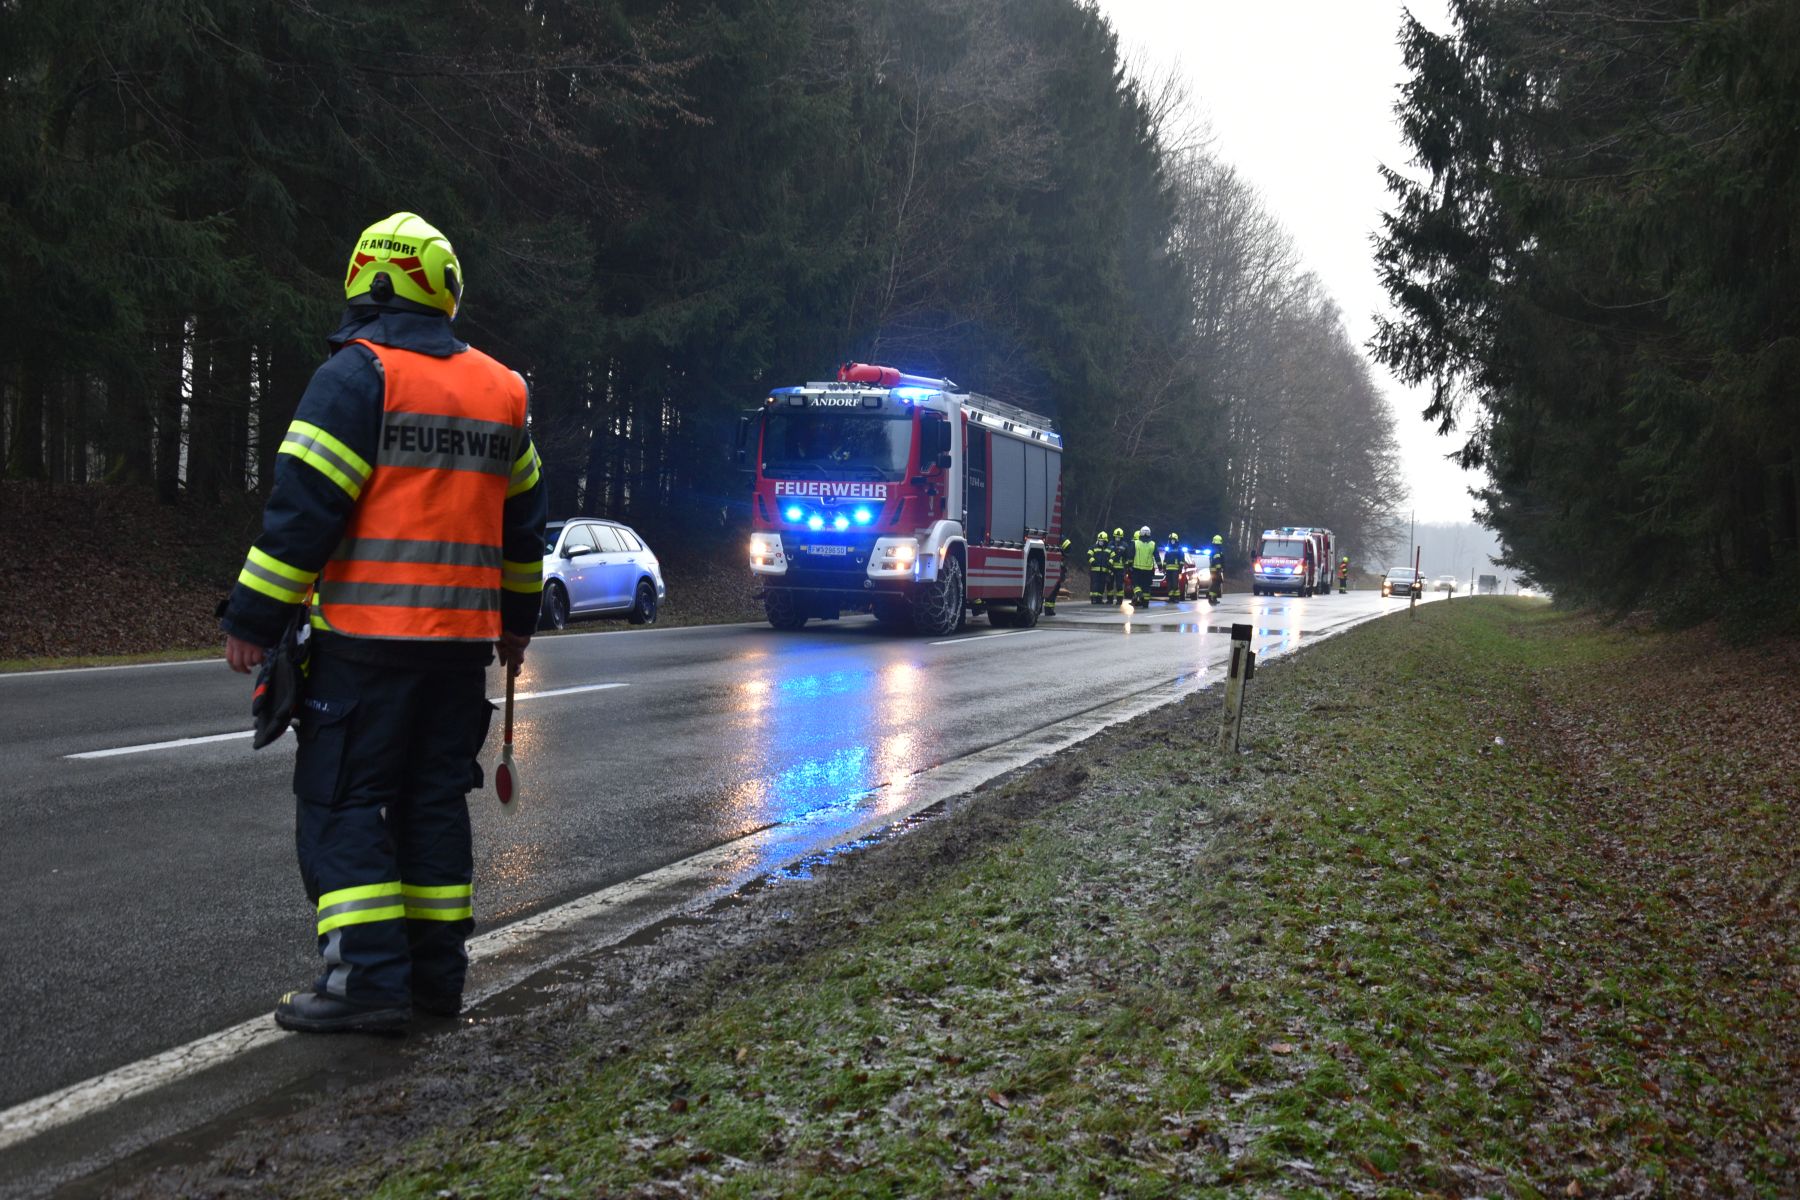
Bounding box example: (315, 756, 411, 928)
(1434, 575, 1458, 593)
(539, 518, 666, 629)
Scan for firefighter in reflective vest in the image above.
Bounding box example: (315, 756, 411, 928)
(1338, 555, 1350, 593)
(1086, 531, 1110, 604)
(1161, 532, 1182, 600)
(1208, 534, 1226, 601)
(220, 212, 548, 1034)
(1045, 536, 1071, 615)
(1109, 527, 1127, 603)
(1130, 526, 1157, 605)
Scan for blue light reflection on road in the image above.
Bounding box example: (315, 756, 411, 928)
(725, 655, 925, 837)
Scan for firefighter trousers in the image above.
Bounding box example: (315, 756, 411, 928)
(1127, 564, 1151, 603)
(292, 649, 494, 1010)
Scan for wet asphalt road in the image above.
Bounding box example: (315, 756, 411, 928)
(0, 587, 1442, 1112)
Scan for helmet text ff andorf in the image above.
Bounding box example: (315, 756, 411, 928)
(344, 212, 463, 318)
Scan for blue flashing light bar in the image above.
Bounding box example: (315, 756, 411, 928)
(853, 507, 873, 525)
(784, 505, 805, 521)
(890, 386, 933, 402)
(833, 515, 850, 532)
(807, 515, 824, 531)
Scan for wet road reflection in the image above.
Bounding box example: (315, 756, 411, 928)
(462, 591, 1406, 940)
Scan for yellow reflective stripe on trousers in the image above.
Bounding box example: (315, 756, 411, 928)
(501, 559, 543, 594)
(316, 881, 405, 935)
(238, 546, 316, 604)
(506, 442, 541, 498)
(402, 882, 472, 922)
(280, 420, 372, 500)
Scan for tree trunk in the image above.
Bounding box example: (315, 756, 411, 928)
(103, 365, 155, 486)
(185, 315, 220, 502)
(263, 331, 315, 495)
(7, 353, 47, 481)
(154, 318, 186, 505)
(216, 332, 252, 493)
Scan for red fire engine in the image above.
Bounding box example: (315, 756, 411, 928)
(744, 364, 1063, 635)
(1252, 526, 1336, 597)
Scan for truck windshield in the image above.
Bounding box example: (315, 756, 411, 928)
(762, 411, 913, 480)
(1260, 538, 1306, 557)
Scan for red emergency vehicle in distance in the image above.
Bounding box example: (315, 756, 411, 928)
(1252, 526, 1336, 597)
(743, 363, 1063, 636)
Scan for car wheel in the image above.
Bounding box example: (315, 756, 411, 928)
(627, 579, 659, 625)
(764, 587, 807, 631)
(910, 553, 965, 637)
(539, 581, 568, 631)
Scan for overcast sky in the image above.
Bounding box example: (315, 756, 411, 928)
(1096, 0, 1482, 525)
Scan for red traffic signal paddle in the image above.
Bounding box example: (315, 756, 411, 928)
(495, 668, 519, 813)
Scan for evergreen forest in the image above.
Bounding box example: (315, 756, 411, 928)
(1377, 0, 1800, 628)
(1, 0, 1404, 562)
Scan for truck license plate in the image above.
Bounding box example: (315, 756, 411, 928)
(807, 544, 848, 556)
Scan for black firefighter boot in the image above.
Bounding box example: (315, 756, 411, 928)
(274, 988, 410, 1034)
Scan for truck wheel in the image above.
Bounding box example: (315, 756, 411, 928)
(539, 582, 569, 631)
(1011, 559, 1044, 628)
(763, 588, 807, 631)
(909, 554, 965, 637)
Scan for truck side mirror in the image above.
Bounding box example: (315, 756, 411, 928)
(734, 416, 750, 467)
(934, 451, 952, 470)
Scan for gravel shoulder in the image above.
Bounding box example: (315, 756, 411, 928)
(101, 599, 1799, 1198)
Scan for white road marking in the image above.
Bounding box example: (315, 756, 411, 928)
(928, 629, 1042, 646)
(0, 658, 220, 679)
(65, 730, 257, 759)
(503, 682, 628, 703)
(61, 684, 630, 760)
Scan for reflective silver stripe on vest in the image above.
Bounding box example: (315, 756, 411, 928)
(378, 412, 518, 477)
(318, 581, 500, 612)
(331, 538, 502, 569)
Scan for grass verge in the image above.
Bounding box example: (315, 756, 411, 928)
(317, 601, 1800, 1196)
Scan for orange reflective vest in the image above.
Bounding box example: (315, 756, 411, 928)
(313, 340, 528, 641)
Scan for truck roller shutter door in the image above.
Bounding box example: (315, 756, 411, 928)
(1024, 444, 1047, 535)
(990, 435, 1025, 543)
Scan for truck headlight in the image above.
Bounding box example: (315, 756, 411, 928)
(874, 541, 918, 571)
(749, 531, 783, 567)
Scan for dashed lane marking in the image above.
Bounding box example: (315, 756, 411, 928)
(60, 684, 629, 760)
(927, 629, 1043, 646)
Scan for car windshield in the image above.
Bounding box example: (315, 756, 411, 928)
(543, 522, 565, 555)
(762, 411, 913, 480)
(1260, 539, 1306, 557)
(1387, 568, 1416, 580)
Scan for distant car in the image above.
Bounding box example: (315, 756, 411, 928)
(540, 518, 666, 630)
(1381, 567, 1423, 599)
(1434, 575, 1458, 593)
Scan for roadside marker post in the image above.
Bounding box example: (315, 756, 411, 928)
(1410, 546, 1421, 619)
(1218, 622, 1255, 752)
